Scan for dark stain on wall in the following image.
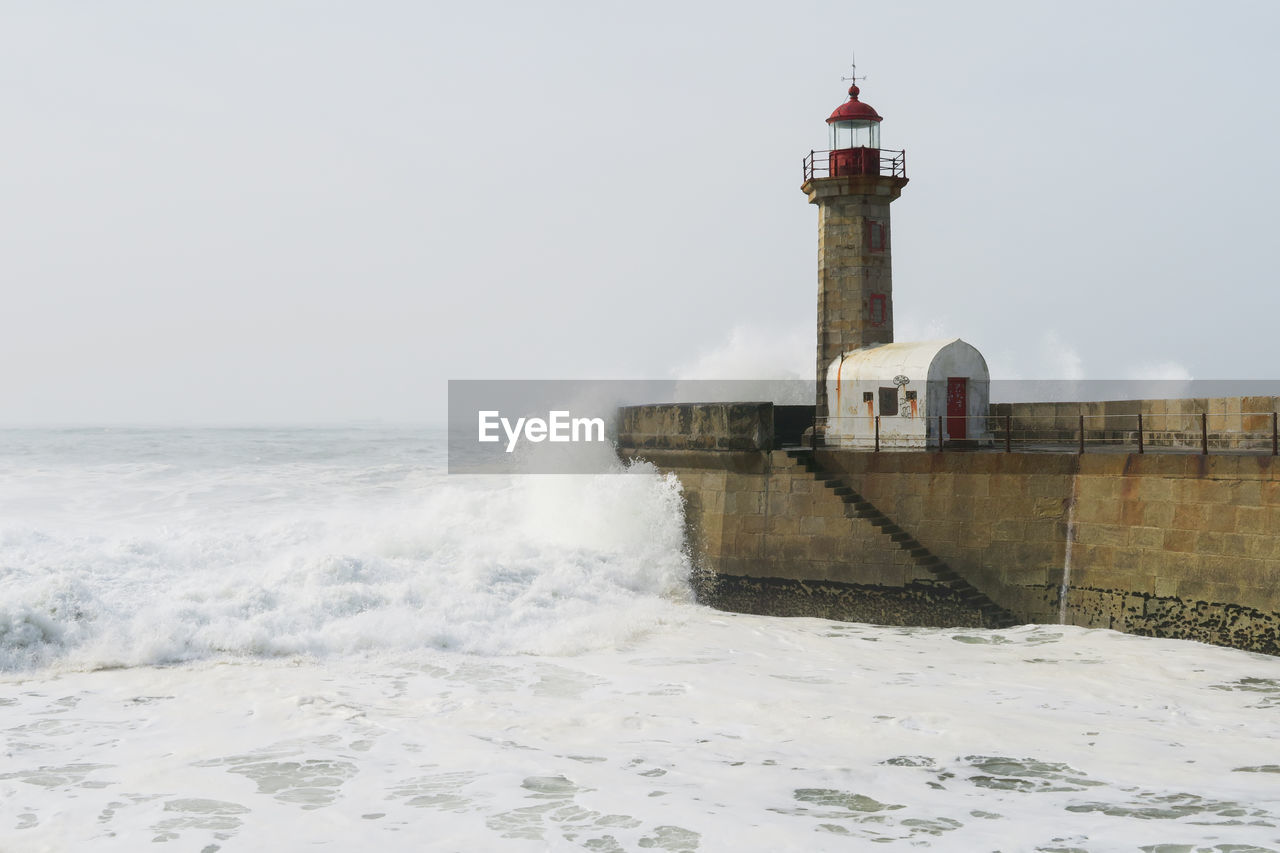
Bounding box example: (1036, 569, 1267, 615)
(695, 572, 996, 629)
(1030, 585, 1280, 656)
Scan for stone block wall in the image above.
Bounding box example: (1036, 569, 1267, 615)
(617, 403, 1280, 653)
(815, 453, 1071, 620)
(819, 451, 1280, 653)
(626, 446, 985, 628)
(616, 402, 774, 451)
(636, 448, 920, 586)
(991, 396, 1280, 450)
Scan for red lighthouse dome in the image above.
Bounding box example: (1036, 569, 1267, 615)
(826, 82, 882, 152)
(826, 83, 883, 125)
(824, 82, 885, 177)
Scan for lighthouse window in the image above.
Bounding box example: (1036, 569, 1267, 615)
(879, 387, 898, 416)
(830, 120, 881, 150)
(867, 220, 887, 252)
(831, 122, 851, 150)
(869, 293, 886, 327)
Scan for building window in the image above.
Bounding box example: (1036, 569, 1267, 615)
(879, 387, 897, 416)
(867, 220, 888, 253)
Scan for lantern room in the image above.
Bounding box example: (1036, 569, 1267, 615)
(827, 83, 883, 176)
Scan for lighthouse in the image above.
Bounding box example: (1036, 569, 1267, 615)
(805, 69, 991, 449)
(803, 76, 908, 424)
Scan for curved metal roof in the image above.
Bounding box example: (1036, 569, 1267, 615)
(826, 84, 883, 124)
(827, 339, 989, 383)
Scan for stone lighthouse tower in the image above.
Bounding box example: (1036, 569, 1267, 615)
(803, 76, 908, 423)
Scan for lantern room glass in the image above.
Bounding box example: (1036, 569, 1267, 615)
(829, 119, 880, 151)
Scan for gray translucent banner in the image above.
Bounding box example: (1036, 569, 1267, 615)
(448, 379, 812, 473)
(448, 379, 1280, 474)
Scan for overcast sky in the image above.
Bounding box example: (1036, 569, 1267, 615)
(3, 1, 1277, 425)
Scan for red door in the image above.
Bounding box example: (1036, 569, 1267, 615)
(946, 377, 967, 441)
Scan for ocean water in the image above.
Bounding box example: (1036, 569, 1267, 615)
(2, 428, 1279, 852)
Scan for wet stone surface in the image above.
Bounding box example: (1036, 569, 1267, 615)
(699, 575, 990, 628)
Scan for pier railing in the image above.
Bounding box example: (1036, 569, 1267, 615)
(814, 411, 1280, 455)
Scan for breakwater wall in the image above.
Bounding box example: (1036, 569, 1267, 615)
(991, 396, 1280, 451)
(617, 402, 1280, 654)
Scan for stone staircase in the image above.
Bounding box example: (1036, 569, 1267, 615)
(784, 448, 1018, 629)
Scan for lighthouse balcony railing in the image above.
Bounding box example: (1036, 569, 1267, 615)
(803, 148, 907, 182)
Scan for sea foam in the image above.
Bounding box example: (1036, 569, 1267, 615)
(0, 429, 692, 671)
(4, 429, 1280, 852)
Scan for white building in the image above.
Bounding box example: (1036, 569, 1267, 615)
(824, 339, 991, 449)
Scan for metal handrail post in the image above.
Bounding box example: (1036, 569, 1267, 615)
(1137, 413, 1144, 454)
(1005, 413, 1011, 453)
(874, 415, 880, 452)
(1201, 412, 1208, 455)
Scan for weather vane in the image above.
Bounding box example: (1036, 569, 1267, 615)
(841, 51, 867, 87)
